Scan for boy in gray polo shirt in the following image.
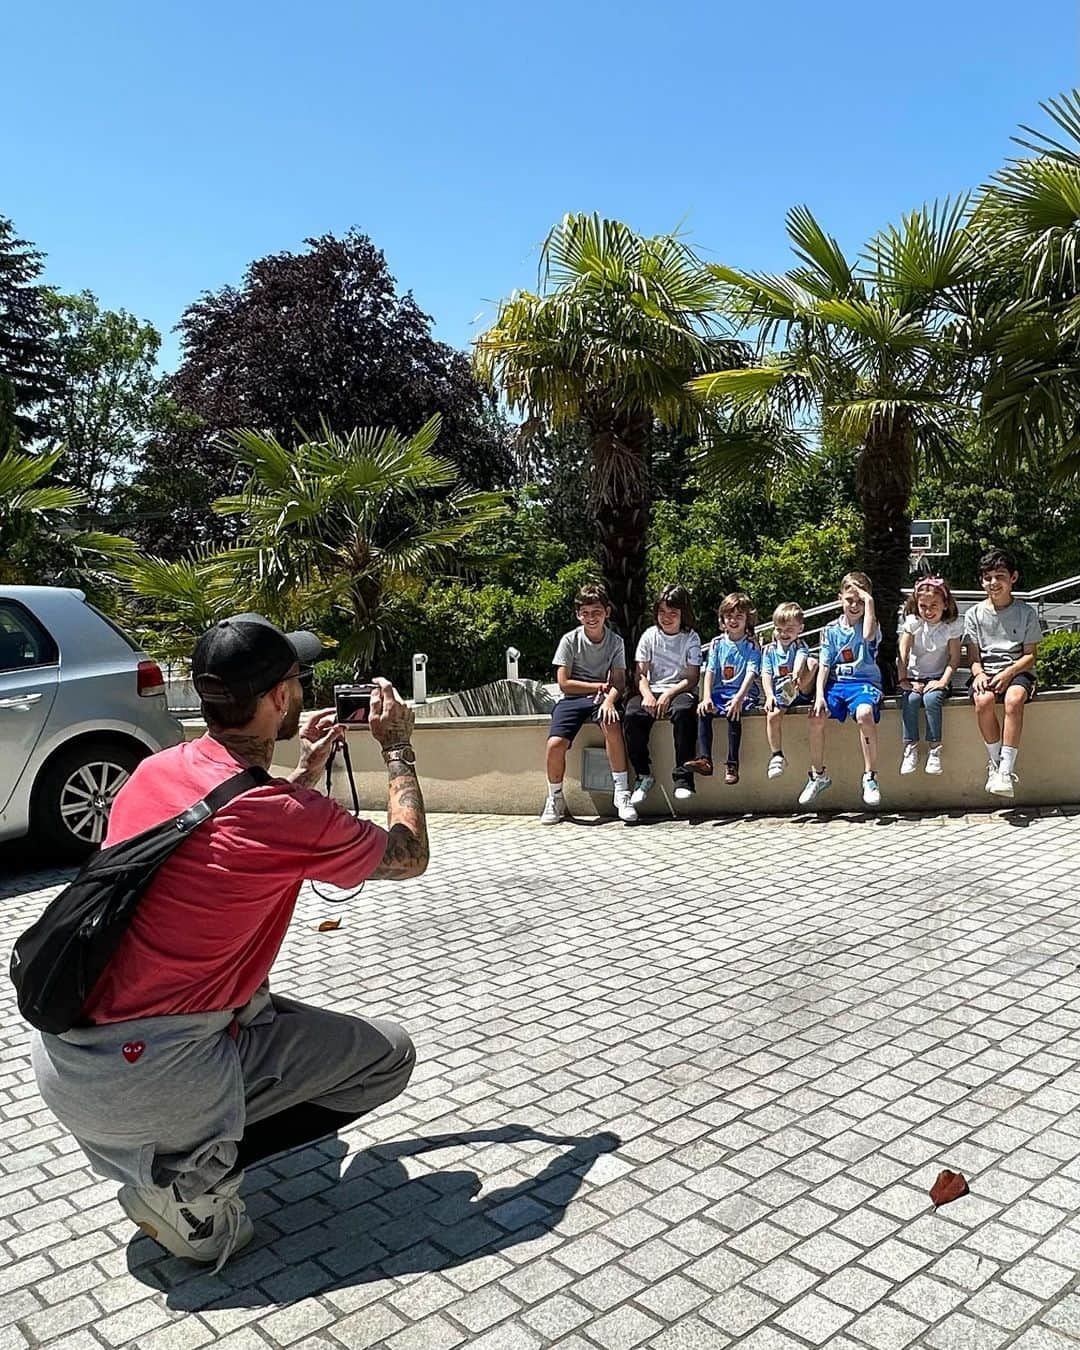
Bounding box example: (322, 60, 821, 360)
(964, 547, 1042, 798)
(542, 583, 637, 824)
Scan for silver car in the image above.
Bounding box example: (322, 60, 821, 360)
(0, 586, 184, 858)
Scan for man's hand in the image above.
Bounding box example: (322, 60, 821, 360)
(988, 670, 1010, 693)
(288, 708, 343, 788)
(924, 678, 947, 692)
(898, 678, 913, 692)
(971, 670, 990, 693)
(369, 678, 415, 747)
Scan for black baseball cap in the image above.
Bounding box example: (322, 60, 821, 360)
(192, 613, 324, 703)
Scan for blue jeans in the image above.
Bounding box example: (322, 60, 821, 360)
(900, 687, 948, 743)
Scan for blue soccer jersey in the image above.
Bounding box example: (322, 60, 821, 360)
(706, 635, 760, 699)
(762, 637, 808, 706)
(821, 617, 882, 687)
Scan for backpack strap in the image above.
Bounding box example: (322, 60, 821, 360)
(173, 765, 273, 835)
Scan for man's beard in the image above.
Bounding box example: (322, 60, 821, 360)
(277, 686, 303, 741)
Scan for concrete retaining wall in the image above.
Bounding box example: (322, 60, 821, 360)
(183, 688, 1080, 817)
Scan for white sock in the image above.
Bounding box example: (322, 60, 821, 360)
(1000, 746, 1018, 774)
(612, 771, 629, 793)
(984, 740, 1002, 766)
(547, 780, 564, 799)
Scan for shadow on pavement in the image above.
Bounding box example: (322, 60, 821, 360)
(128, 1124, 620, 1310)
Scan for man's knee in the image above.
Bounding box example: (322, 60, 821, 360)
(1004, 687, 1027, 712)
(973, 691, 995, 712)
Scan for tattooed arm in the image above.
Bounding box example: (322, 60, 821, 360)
(367, 678, 429, 880)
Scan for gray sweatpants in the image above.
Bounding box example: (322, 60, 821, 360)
(32, 985, 415, 1200)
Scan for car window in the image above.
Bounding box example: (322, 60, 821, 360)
(86, 603, 142, 653)
(0, 601, 59, 671)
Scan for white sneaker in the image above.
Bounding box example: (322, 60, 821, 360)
(798, 772, 832, 807)
(988, 766, 1016, 798)
(900, 743, 918, 775)
(925, 746, 943, 775)
(118, 1173, 253, 1272)
(614, 789, 639, 823)
(767, 752, 786, 779)
(984, 761, 999, 793)
(673, 785, 694, 801)
(539, 794, 566, 824)
(630, 774, 655, 806)
(861, 772, 881, 808)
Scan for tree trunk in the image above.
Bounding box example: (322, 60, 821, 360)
(587, 410, 652, 648)
(856, 415, 914, 693)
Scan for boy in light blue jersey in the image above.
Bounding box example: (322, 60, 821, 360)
(761, 601, 818, 779)
(799, 571, 883, 810)
(686, 592, 760, 786)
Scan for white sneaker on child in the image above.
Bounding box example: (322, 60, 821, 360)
(630, 774, 655, 806)
(798, 772, 832, 807)
(861, 772, 881, 808)
(767, 752, 786, 779)
(984, 762, 999, 793)
(988, 766, 1017, 798)
(539, 794, 566, 824)
(673, 785, 694, 801)
(613, 789, 638, 823)
(118, 1173, 253, 1272)
(925, 746, 943, 775)
(900, 743, 918, 775)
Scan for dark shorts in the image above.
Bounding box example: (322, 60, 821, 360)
(970, 671, 1037, 704)
(549, 694, 615, 743)
(824, 681, 882, 723)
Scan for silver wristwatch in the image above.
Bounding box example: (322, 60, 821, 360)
(382, 743, 416, 766)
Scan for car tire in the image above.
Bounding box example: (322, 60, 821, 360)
(33, 740, 143, 860)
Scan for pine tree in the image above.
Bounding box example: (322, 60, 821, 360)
(0, 216, 57, 438)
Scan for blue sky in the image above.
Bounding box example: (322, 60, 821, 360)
(5, 0, 1077, 371)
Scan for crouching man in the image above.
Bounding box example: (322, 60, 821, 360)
(32, 614, 427, 1270)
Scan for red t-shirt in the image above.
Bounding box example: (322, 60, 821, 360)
(83, 735, 387, 1024)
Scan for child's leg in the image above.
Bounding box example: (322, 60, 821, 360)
(695, 712, 714, 763)
(973, 690, 1002, 755)
(807, 708, 827, 772)
(622, 695, 652, 779)
(602, 718, 629, 776)
(545, 737, 569, 785)
(766, 707, 784, 754)
(670, 696, 697, 787)
(854, 703, 877, 773)
(900, 689, 922, 743)
(727, 717, 743, 767)
(796, 655, 818, 693)
(1002, 684, 1028, 756)
(923, 689, 946, 746)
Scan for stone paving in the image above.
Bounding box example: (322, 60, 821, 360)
(3, 808, 1080, 1350)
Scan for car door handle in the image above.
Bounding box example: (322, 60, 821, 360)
(0, 693, 43, 709)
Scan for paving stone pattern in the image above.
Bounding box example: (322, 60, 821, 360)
(3, 808, 1080, 1349)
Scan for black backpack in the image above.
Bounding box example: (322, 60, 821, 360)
(9, 766, 270, 1035)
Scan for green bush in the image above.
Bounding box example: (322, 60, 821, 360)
(1035, 630, 1080, 690)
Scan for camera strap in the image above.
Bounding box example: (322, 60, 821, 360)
(326, 736, 361, 815)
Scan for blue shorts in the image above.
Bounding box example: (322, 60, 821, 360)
(708, 690, 760, 717)
(825, 682, 882, 723)
(549, 694, 615, 743)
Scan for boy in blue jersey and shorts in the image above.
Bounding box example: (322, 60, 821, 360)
(761, 601, 818, 779)
(799, 571, 883, 809)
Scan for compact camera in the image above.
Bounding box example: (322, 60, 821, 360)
(334, 683, 375, 726)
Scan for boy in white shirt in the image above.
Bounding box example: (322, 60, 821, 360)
(963, 548, 1042, 798)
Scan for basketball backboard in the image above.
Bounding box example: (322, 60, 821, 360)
(909, 518, 950, 555)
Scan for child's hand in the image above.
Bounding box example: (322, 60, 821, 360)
(642, 691, 659, 716)
(764, 695, 776, 713)
(854, 585, 872, 604)
(726, 697, 744, 722)
(655, 692, 672, 719)
(814, 695, 828, 718)
(697, 700, 712, 719)
(597, 699, 620, 725)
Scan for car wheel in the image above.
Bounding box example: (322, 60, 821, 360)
(34, 740, 143, 860)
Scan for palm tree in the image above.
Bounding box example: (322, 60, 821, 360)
(690, 203, 993, 681)
(474, 213, 743, 640)
(975, 90, 1080, 479)
(211, 415, 507, 667)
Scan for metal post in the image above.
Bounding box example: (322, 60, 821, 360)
(506, 646, 521, 681)
(412, 653, 428, 705)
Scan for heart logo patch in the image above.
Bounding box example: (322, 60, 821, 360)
(122, 1041, 145, 1064)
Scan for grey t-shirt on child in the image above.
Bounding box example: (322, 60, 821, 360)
(553, 626, 626, 683)
(962, 599, 1041, 674)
